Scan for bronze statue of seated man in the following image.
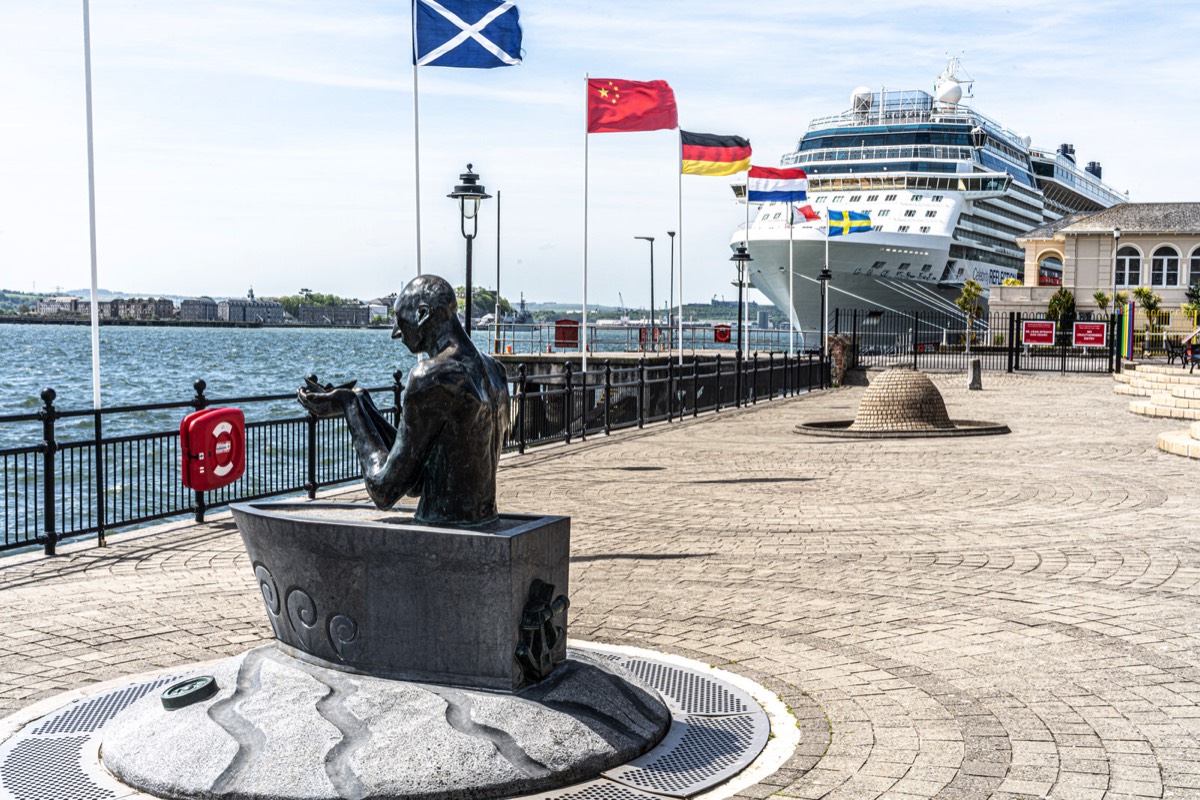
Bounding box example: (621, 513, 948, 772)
(297, 274, 510, 525)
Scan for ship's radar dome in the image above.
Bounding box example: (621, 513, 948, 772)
(851, 87, 873, 111)
(934, 79, 962, 105)
(1022, 135, 1032, 149)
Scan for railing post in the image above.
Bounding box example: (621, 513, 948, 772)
(191, 379, 211, 519)
(1007, 313, 1016, 374)
(637, 357, 646, 429)
(808, 353, 814, 391)
(301, 375, 318, 502)
(563, 362, 573, 444)
(603, 361, 612, 436)
(692, 355, 700, 417)
(39, 388, 58, 556)
(93, 409, 106, 547)
(1014, 313, 1023, 372)
(852, 309, 859, 370)
(752, 351, 759, 404)
(715, 354, 722, 412)
(579, 362, 588, 442)
(517, 364, 528, 454)
(834, 307, 840, 337)
(1111, 310, 1121, 374)
(667, 357, 675, 422)
(734, 351, 743, 408)
(912, 311, 919, 371)
(767, 352, 774, 400)
(392, 369, 405, 427)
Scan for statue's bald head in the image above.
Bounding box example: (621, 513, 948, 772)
(392, 274, 460, 350)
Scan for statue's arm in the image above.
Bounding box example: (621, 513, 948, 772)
(349, 379, 445, 509)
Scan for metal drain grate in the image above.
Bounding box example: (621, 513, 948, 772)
(536, 779, 671, 799)
(0, 736, 116, 800)
(33, 678, 174, 735)
(603, 713, 770, 798)
(620, 659, 753, 716)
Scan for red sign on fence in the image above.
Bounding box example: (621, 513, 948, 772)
(1073, 321, 1107, 348)
(1021, 320, 1056, 346)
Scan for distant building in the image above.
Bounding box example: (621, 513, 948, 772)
(180, 297, 219, 321)
(991, 203, 1200, 319)
(103, 298, 175, 320)
(36, 296, 84, 315)
(218, 298, 285, 324)
(297, 303, 370, 326)
(367, 295, 396, 321)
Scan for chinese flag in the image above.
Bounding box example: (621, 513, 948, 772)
(587, 78, 678, 134)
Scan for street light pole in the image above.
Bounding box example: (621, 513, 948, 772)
(730, 245, 752, 404)
(668, 231, 676, 342)
(635, 236, 655, 350)
(447, 164, 492, 336)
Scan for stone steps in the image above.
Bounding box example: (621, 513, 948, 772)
(1158, 426, 1200, 460)
(1131, 363, 1200, 377)
(1129, 401, 1200, 421)
(1112, 365, 1200, 399)
(1148, 392, 1200, 410)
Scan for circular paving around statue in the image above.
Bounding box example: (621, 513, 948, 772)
(0, 643, 786, 800)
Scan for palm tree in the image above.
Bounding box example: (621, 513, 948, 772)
(1093, 290, 1111, 320)
(955, 279, 984, 358)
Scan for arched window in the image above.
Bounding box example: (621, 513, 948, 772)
(1038, 254, 1063, 286)
(1151, 246, 1180, 287)
(1190, 247, 1200, 286)
(1116, 246, 1140, 286)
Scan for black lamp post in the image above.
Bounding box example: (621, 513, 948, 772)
(730, 245, 752, 404)
(447, 164, 492, 335)
(818, 265, 832, 360)
(635, 235, 655, 350)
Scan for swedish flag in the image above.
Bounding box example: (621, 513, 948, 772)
(828, 210, 872, 236)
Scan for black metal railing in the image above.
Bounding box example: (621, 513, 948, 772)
(835, 308, 1119, 375)
(2, 353, 828, 556)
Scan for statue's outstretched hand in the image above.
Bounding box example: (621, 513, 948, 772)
(297, 376, 358, 419)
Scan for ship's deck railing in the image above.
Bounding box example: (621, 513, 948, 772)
(790, 144, 975, 165)
(806, 103, 1022, 143)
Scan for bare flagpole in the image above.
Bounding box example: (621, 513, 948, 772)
(582, 74, 589, 373)
(743, 182, 751, 358)
(412, 3, 423, 275)
(677, 132, 683, 365)
(82, 0, 101, 410)
(494, 189, 501, 353)
(789, 205, 795, 357)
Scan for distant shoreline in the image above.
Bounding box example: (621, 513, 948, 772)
(0, 317, 390, 330)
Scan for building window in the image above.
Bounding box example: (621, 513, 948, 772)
(885, 194, 897, 201)
(931, 195, 943, 202)
(899, 262, 911, 271)
(867, 194, 879, 201)
(904, 209, 916, 217)
(1151, 246, 1180, 287)
(832, 195, 845, 202)
(1191, 248, 1200, 285)
(919, 226, 930, 233)
(921, 264, 932, 272)
(877, 209, 890, 217)
(912, 194, 923, 201)
(871, 261, 886, 269)
(1116, 246, 1140, 286)
(925, 210, 937, 217)
(772, 212, 782, 219)
(898, 225, 910, 232)
(815, 196, 827, 203)
(850, 195, 862, 202)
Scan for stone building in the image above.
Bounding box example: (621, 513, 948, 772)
(218, 298, 285, 324)
(990, 203, 1200, 322)
(103, 298, 176, 320)
(297, 303, 370, 326)
(180, 297, 219, 321)
(36, 296, 84, 315)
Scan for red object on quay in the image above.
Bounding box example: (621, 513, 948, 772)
(714, 324, 731, 343)
(180, 408, 245, 491)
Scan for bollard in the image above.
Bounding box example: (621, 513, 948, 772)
(39, 388, 58, 556)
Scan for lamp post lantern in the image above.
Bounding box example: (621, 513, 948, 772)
(730, 245, 752, 403)
(447, 164, 492, 335)
(818, 265, 832, 360)
(635, 236, 655, 350)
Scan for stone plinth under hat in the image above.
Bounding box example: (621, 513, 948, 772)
(797, 367, 1009, 439)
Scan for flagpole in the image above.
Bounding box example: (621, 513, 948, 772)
(494, 189, 501, 354)
(82, 0, 101, 411)
(677, 132, 683, 365)
(743, 184, 750, 359)
(824, 215, 830, 358)
(411, 5, 423, 276)
(582, 74, 589, 373)
(789, 207, 795, 358)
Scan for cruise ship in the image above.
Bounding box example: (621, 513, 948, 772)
(734, 58, 1127, 337)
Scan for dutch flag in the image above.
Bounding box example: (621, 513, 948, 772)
(747, 166, 808, 203)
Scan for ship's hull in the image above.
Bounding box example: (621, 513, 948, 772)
(741, 228, 979, 338)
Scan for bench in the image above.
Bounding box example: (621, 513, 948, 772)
(1166, 339, 1187, 365)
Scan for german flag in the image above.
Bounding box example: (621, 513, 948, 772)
(680, 131, 751, 176)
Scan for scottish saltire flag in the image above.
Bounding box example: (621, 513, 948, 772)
(413, 0, 522, 68)
(747, 166, 807, 202)
(827, 210, 872, 236)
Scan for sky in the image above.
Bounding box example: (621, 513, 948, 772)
(1, 0, 1198, 311)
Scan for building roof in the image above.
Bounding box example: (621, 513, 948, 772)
(1058, 203, 1200, 234)
(1018, 210, 1102, 241)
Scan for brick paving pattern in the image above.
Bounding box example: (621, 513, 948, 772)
(2, 372, 1199, 799)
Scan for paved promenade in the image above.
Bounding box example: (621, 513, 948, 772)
(2, 372, 1198, 800)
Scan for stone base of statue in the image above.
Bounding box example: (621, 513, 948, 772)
(96, 501, 673, 800)
(230, 502, 571, 692)
(101, 645, 670, 800)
